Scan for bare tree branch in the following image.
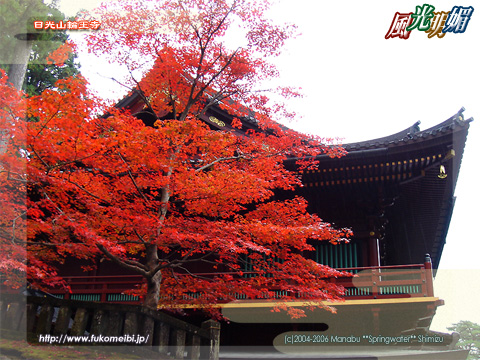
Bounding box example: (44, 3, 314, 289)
(97, 243, 149, 277)
(117, 150, 150, 203)
(194, 154, 247, 173)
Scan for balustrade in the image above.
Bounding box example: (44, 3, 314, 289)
(43, 259, 434, 304)
(0, 294, 220, 360)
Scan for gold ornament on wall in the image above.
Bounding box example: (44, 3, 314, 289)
(209, 116, 225, 127)
(438, 165, 447, 179)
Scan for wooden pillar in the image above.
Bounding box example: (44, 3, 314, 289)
(371, 268, 380, 299)
(424, 254, 434, 297)
(101, 283, 107, 302)
(368, 231, 380, 267)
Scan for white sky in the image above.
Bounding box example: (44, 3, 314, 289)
(55, 0, 480, 333)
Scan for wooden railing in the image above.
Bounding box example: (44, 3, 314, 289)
(45, 256, 434, 304)
(0, 294, 220, 360)
(48, 275, 145, 304)
(330, 262, 434, 299)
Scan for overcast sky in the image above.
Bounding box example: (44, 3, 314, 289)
(56, 0, 480, 333)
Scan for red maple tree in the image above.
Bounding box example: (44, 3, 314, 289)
(1, 0, 353, 319)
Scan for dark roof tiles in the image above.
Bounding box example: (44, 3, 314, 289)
(343, 108, 472, 152)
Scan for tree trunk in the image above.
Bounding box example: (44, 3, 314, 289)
(143, 243, 162, 309)
(8, 37, 34, 90)
(144, 274, 162, 309)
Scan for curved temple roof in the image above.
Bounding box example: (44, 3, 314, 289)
(344, 107, 472, 152)
(297, 108, 472, 270)
(117, 90, 473, 270)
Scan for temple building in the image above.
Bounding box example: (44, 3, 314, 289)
(45, 96, 472, 358)
(219, 107, 472, 356)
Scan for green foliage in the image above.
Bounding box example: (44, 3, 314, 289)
(448, 320, 480, 360)
(0, 0, 57, 67)
(25, 30, 81, 96)
(0, 0, 80, 96)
